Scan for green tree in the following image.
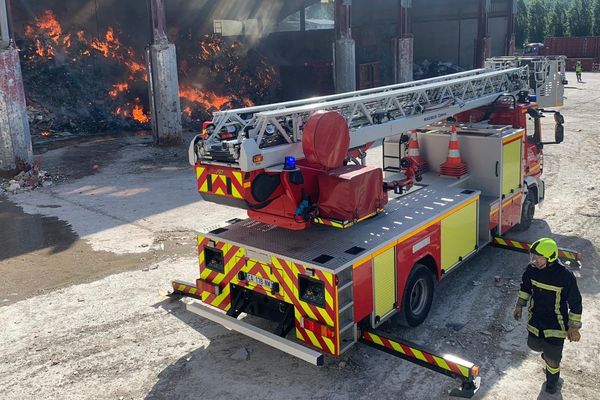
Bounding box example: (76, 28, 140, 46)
(515, 0, 529, 46)
(570, 0, 593, 36)
(528, 0, 548, 42)
(548, 1, 568, 37)
(593, 0, 600, 35)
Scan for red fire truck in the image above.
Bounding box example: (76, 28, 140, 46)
(172, 61, 575, 397)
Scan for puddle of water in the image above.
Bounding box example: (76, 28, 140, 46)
(0, 198, 78, 261)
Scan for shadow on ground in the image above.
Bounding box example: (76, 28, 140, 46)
(144, 220, 599, 399)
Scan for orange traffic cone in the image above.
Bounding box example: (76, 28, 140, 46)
(406, 130, 428, 174)
(440, 125, 468, 177)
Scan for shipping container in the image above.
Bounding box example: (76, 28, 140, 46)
(544, 36, 600, 59)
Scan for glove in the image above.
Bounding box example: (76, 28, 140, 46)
(513, 305, 522, 320)
(567, 327, 581, 342)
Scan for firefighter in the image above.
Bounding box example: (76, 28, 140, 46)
(513, 238, 582, 394)
(575, 61, 583, 83)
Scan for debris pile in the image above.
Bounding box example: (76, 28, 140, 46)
(414, 60, 466, 80)
(18, 10, 280, 137)
(0, 161, 53, 194)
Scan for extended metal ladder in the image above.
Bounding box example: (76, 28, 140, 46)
(193, 66, 529, 171)
(486, 56, 566, 107)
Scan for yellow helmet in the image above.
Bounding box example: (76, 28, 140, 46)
(530, 238, 558, 263)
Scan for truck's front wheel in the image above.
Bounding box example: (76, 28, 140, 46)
(514, 190, 535, 231)
(399, 264, 435, 327)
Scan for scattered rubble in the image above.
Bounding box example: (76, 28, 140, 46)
(0, 161, 53, 194)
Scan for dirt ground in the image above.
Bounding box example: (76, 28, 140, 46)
(1, 71, 599, 400)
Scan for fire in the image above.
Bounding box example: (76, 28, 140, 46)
(91, 27, 121, 58)
(24, 10, 69, 58)
(132, 105, 150, 123)
(38, 10, 62, 40)
(109, 82, 129, 98)
(22, 11, 278, 133)
(179, 85, 254, 112)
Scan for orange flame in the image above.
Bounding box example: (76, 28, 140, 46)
(179, 86, 232, 110)
(109, 82, 129, 98)
(24, 10, 67, 58)
(132, 105, 150, 123)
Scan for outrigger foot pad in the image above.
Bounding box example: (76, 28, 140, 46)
(449, 377, 481, 398)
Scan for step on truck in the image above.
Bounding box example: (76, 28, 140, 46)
(171, 59, 577, 397)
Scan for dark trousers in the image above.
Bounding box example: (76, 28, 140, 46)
(527, 333, 564, 388)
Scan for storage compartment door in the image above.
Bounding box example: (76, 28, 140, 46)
(502, 138, 522, 197)
(373, 247, 396, 322)
(441, 200, 478, 272)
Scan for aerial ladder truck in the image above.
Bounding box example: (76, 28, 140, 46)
(172, 60, 576, 397)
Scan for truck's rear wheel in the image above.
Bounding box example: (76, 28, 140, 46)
(399, 264, 435, 327)
(514, 190, 535, 231)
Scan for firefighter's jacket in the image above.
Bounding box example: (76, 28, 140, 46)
(517, 261, 582, 340)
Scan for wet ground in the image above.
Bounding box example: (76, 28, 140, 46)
(0, 195, 195, 306)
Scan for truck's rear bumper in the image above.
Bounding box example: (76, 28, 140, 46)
(186, 301, 324, 366)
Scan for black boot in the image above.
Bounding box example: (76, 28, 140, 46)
(545, 363, 560, 394)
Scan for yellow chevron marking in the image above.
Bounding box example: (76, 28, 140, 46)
(199, 175, 208, 192)
(317, 307, 334, 327)
(212, 285, 231, 309)
(495, 238, 507, 246)
(323, 337, 335, 354)
(304, 330, 322, 350)
(433, 356, 451, 372)
(411, 349, 428, 363)
(196, 167, 205, 180)
(457, 365, 470, 377)
(511, 241, 525, 249)
(390, 341, 406, 355)
(368, 333, 384, 346)
(325, 292, 334, 312)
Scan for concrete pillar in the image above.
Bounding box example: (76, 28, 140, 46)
(392, 0, 413, 83)
(0, 0, 9, 48)
(474, 0, 491, 68)
(505, 0, 516, 56)
(333, 0, 356, 93)
(147, 0, 182, 145)
(0, 0, 32, 174)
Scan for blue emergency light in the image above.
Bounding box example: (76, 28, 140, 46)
(284, 156, 296, 170)
(529, 94, 537, 102)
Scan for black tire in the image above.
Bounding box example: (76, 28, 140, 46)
(398, 264, 435, 327)
(514, 190, 536, 232)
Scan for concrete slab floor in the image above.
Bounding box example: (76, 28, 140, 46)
(0, 72, 598, 400)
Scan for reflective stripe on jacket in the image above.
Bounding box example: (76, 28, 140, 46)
(517, 261, 582, 340)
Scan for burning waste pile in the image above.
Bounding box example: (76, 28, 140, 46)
(20, 10, 150, 136)
(0, 161, 53, 195)
(178, 34, 280, 129)
(413, 60, 466, 80)
(19, 10, 280, 138)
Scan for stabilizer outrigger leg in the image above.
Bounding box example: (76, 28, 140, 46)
(491, 236, 581, 267)
(360, 329, 481, 398)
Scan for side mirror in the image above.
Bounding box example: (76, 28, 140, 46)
(555, 124, 564, 144)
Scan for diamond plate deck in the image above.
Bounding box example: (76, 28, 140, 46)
(204, 183, 480, 274)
